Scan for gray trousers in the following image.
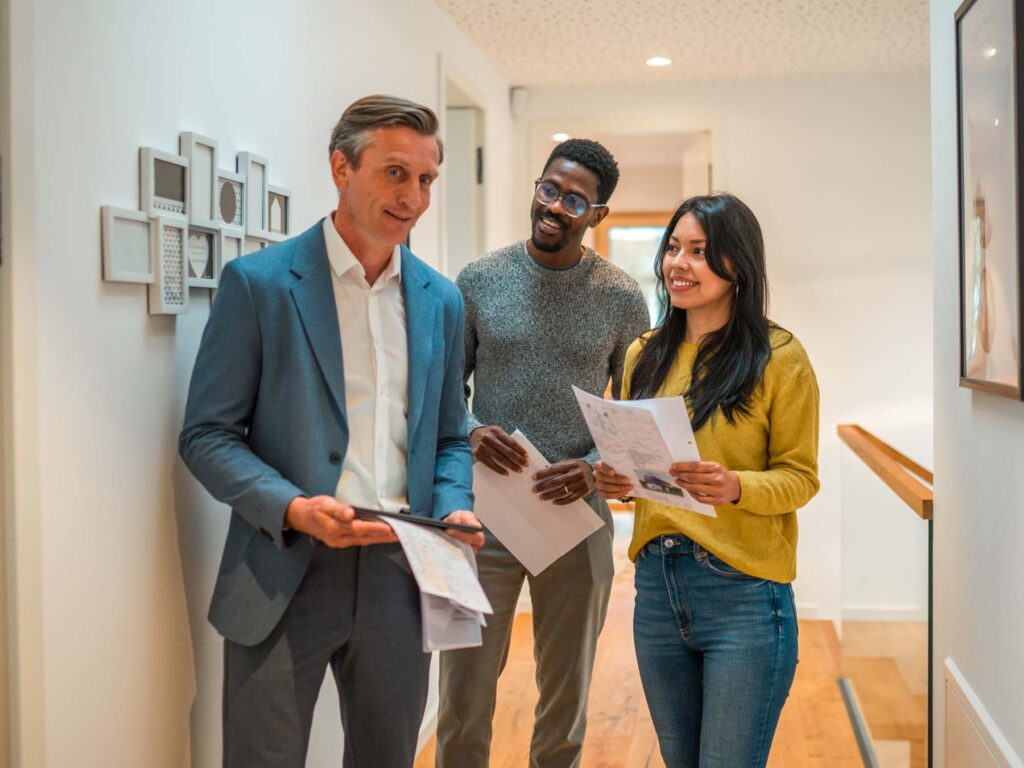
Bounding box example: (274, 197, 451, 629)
(435, 497, 614, 768)
(222, 542, 430, 768)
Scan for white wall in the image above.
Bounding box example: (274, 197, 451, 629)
(516, 74, 933, 624)
(930, 0, 1024, 764)
(0, 1, 514, 765)
(612, 164, 683, 212)
(840, 447, 929, 622)
(0, 0, 13, 759)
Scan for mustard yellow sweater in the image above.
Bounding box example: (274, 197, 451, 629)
(623, 329, 820, 583)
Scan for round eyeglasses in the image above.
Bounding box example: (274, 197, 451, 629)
(534, 180, 605, 218)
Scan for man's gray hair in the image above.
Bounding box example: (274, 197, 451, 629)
(329, 94, 443, 166)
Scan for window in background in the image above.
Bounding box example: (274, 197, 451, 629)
(595, 212, 672, 327)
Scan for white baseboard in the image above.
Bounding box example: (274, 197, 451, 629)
(795, 601, 819, 618)
(842, 605, 928, 622)
(944, 657, 1023, 768)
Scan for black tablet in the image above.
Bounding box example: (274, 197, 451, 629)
(352, 507, 483, 534)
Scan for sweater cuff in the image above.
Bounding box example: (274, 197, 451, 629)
(466, 411, 485, 434)
(730, 471, 771, 515)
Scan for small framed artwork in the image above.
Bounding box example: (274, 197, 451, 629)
(101, 206, 155, 284)
(237, 151, 270, 239)
(219, 226, 245, 268)
(266, 184, 291, 242)
(148, 216, 189, 315)
(956, 0, 1024, 398)
(140, 147, 190, 220)
(217, 169, 245, 230)
(244, 236, 267, 254)
(212, 227, 245, 304)
(180, 132, 219, 230)
(186, 225, 219, 289)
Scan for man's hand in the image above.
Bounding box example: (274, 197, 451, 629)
(668, 461, 741, 506)
(471, 426, 529, 476)
(284, 495, 398, 548)
(442, 510, 485, 552)
(531, 460, 594, 505)
(593, 461, 634, 500)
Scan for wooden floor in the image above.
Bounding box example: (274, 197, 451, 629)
(416, 534, 863, 767)
(841, 622, 928, 768)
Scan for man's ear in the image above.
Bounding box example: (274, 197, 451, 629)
(589, 205, 610, 229)
(330, 149, 350, 191)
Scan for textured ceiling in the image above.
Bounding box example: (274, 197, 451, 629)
(432, 0, 930, 87)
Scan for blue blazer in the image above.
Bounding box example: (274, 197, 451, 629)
(179, 221, 473, 646)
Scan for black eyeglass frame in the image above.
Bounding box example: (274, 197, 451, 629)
(533, 179, 606, 218)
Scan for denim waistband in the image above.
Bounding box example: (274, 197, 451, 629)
(642, 534, 700, 556)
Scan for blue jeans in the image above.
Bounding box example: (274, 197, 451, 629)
(633, 534, 798, 768)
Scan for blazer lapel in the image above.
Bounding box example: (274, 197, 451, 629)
(290, 224, 347, 419)
(403, 247, 438, 443)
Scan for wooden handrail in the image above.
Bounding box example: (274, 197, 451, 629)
(837, 424, 933, 520)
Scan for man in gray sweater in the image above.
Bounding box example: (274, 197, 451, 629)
(436, 139, 650, 768)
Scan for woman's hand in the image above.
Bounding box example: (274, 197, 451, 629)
(669, 461, 741, 506)
(594, 461, 634, 500)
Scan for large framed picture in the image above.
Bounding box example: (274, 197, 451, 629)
(956, 0, 1024, 398)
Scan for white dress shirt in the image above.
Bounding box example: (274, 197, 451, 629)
(322, 216, 409, 513)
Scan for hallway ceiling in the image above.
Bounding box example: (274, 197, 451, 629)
(432, 0, 929, 87)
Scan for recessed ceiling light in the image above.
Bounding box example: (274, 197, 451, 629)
(646, 56, 672, 67)
(551, 132, 571, 142)
(985, 46, 998, 58)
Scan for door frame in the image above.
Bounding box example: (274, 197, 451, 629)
(593, 210, 673, 258)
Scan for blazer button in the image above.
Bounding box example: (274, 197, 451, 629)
(329, 451, 342, 465)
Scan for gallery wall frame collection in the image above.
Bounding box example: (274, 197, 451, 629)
(101, 132, 290, 315)
(955, 0, 1024, 399)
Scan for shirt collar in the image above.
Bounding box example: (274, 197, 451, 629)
(322, 214, 403, 285)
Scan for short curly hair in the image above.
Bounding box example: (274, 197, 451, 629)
(541, 138, 619, 205)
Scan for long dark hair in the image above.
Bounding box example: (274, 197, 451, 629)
(628, 193, 780, 431)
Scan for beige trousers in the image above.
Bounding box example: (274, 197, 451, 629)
(435, 497, 614, 768)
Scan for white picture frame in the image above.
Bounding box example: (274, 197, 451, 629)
(101, 205, 155, 284)
(148, 216, 189, 315)
(238, 151, 270, 239)
(266, 184, 291, 242)
(180, 132, 219, 230)
(219, 226, 245, 267)
(244, 236, 267, 254)
(140, 147, 189, 220)
(216, 169, 245, 230)
(185, 225, 220, 289)
(212, 226, 245, 304)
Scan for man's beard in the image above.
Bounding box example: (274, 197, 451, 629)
(530, 211, 572, 253)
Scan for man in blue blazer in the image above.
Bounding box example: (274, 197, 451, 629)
(179, 95, 482, 767)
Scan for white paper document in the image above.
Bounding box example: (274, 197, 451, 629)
(383, 516, 493, 651)
(472, 430, 606, 576)
(572, 386, 716, 517)
(420, 593, 484, 652)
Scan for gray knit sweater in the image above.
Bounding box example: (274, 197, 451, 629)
(458, 240, 650, 466)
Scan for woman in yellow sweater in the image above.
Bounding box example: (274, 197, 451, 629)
(594, 193, 819, 768)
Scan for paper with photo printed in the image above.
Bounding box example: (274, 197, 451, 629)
(572, 386, 715, 517)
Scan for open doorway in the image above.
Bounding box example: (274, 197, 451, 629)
(441, 74, 486, 280)
(586, 129, 712, 324)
